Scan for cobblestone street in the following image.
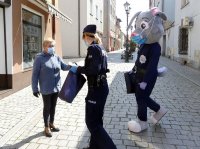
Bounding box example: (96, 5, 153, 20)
(0, 50, 200, 149)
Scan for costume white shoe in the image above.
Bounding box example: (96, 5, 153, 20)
(150, 107, 168, 124)
(158, 66, 168, 77)
(128, 120, 148, 133)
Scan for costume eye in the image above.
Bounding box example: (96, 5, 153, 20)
(140, 21, 149, 30)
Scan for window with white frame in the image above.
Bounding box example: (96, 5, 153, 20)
(22, 9, 42, 69)
(90, 0, 93, 15)
(110, 5, 112, 15)
(96, 5, 98, 19)
(181, 0, 189, 8)
(100, 10, 102, 22)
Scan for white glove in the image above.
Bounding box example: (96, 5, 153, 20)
(139, 82, 147, 90)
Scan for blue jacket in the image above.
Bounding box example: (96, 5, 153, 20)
(32, 52, 70, 95)
(135, 42, 161, 83)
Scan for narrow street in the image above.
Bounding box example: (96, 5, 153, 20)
(0, 50, 200, 149)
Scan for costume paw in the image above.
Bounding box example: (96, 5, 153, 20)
(158, 66, 167, 77)
(150, 107, 168, 124)
(128, 120, 148, 133)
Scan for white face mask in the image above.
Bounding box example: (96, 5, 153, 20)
(84, 40, 90, 47)
(47, 47, 55, 55)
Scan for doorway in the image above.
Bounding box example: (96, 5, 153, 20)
(0, 7, 7, 89)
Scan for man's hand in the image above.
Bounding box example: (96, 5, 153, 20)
(33, 92, 40, 98)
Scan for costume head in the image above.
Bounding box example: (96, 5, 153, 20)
(128, 7, 167, 44)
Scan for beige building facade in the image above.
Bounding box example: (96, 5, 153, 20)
(103, 0, 116, 51)
(0, 0, 71, 99)
(59, 0, 104, 58)
(150, 0, 200, 69)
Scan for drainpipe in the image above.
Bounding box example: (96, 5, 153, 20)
(52, 0, 55, 39)
(3, 7, 8, 88)
(161, 0, 164, 11)
(78, 0, 80, 57)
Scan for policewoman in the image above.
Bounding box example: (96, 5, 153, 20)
(70, 25, 116, 149)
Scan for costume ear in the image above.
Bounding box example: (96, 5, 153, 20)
(127, 11, 141, 31)
(155, 12, 167, 20)
(151, 7, 167, 20)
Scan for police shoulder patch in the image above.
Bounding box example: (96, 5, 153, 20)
(139, 55, 147, 64)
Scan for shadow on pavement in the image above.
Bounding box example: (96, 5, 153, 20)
(76, 70, 181, 149)
(76, 71, 140, 148)
(1, 132, 43, 149)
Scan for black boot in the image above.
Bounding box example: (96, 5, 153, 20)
(49, 123, 60, 132)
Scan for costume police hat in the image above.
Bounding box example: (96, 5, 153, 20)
(83, 24, 96, 34)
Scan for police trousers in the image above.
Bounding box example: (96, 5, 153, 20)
(135, 78, 160, 121)
(42, 92, 58, 127)
(85, 81, 116, 149)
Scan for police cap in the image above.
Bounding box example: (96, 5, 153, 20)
(83, 24, 96, 34)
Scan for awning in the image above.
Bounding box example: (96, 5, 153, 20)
(47, 2, 72, 24)
(0, 0, 11, 7)
(31, 0, 72, 24)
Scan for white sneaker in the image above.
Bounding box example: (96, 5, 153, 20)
(128, 120, 148, 133)
(150, 107, 168, 124)
(157, 66, 168, 77)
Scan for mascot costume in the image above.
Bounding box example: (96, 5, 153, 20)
(127, 7, 168, 133)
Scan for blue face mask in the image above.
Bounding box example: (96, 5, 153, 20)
(131, 35, 147, 45)
(47, 47, 55, 55)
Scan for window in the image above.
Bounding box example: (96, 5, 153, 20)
(96, 5, 98, 20)
(181, 0, 189, 8)
(90, 0, 93, 15)
(100, 10, 103, 22)
(178, 28, 188, 55)
(22, 9, 42, 69)
(110, 5, 112, 15)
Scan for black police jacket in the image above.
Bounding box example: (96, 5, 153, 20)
(77, 42, 108, 86)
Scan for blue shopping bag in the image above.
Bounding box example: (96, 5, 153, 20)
(59, 71, 86, 103)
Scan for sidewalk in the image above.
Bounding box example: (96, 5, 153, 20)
(159, 57, 200, 87)
(0, 51, 200, 149)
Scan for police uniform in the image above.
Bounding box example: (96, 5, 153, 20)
(77, 25, 116, 149)
(134, 42, 161, 122)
